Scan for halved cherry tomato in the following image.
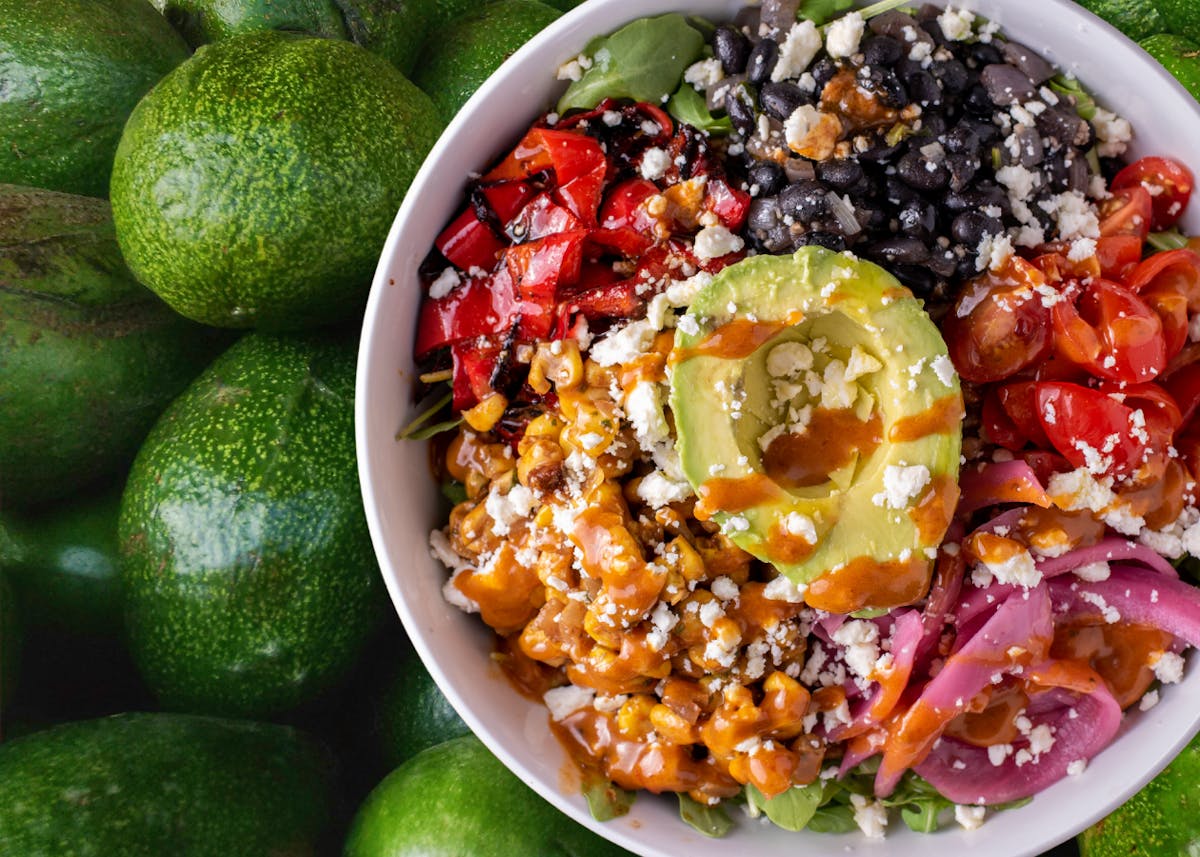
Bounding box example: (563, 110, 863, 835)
(1098, 185, 1153, 241)
(1163, 360, 1200, 428)
(997, 381, 1051, 449)
(1127, 249, 1200, 311)
(941, 257, 1054, 384)
(1112, 156, 1195, 230)
(1094, 234, 1144, 281)
(1051, 279, 1166, 383)
(1031, 244, 1101, 284)
(981, 388, 1027, 450)
(1035, 382, 1151, 478)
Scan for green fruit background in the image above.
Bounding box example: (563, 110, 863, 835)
(1, 0, 1199, 855)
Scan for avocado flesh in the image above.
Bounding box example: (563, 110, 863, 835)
(671, 247, 962, 613)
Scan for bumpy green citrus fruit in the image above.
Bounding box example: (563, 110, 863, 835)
(1159, 0, 1200, 43)
(1074, 0, 1166, 42)
(111, 31, 442, 330)
(1141, 33, 1200, 101)
(413, 0, 561, 122)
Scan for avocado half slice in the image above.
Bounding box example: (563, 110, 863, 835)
(670, 247, 962, 614)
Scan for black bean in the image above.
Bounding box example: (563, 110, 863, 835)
(944, 184, 1010, 214)
(748, 162, 787, 197)
(956, 253, 982, 280)
(951, 211, 1004, 246)
(759, 81, 810, 121)
(759, 224, 795, 253)
(904, 69, 942, 106)
(817, 159, 865, 191)
(897, 201, 936, 238)
(875, 69, 909, 108)
(747, 196, 783, 234)
(896, 150, 949, 192)
(932, 59, 970, 94)
(863, 35, 904, 67)
(747, 39, 779, 86)
(928, 248, 960, 278)
(858, 138, 907, 163)
(1012, 127, 1045, 168)
(870, 10, 934, 49)
(713, 26, 752, 75)
(980, 64, 1037, 106)
(1036, 106, 1092, 148)
(884, 175, 921, 206)
(780, 180, 829, 222)
(1002, 41, 1056, 85)
(963, 83, 996, 116)
(811, 57, 838, 90)
(891, 263, 938, 296)
(870, 236, 931, 265)
(967, 42, 1003, 68)
(921, 114, 948, 140)
(944, 123, 981, 156)
(761, 0, 801, 34)
(1066, 155, 1089, 194)
(796, 231, 847, 252)
(946, 152, 980, 192)
(920, 17, 950, 47)
(726, 86, 758, 136)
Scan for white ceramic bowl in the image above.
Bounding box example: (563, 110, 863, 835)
(358, 3, 1200, 854)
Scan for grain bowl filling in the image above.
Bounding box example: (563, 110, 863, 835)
(405, 0, 1200, 839)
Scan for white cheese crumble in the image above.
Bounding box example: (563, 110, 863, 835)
(693, 225, 744, 261)
(981, 545, 1042, 589)
(976, 232, 1014, 272)
(781, 511, 818, 544)
(1073, 561, 1111, 582)
(556, 53, 593, 82)
(637, 469, 693, 509)
(826, 12, 865, 59)
(429, 267, 461, 299)
(684, 57, 724, 90)
(1152, 651, 1186, 684)
(931, 354, 956, 388)
(1092, 107, 1133, 158)
(873, 464, 931, 510)
(937, 6, 975, 41)
(543, 684, 595, 721)
(955, 805, 986, 830)
(773, 20, 823, 81)
(767, 341, 814, 377)
(832, 620, 882, 679)
(484, 483, 535, 536)
(589, 318, 657, 366)
(850, 793, 888, 838)
(783, 104, 824, 151)
(763, 575, 807, 602)
(640, 147, 671, 181)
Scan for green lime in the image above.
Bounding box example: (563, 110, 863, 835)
(344, 735, 635, 857)
(1159, 0, 1200, 43)
(1140, 33, 1200, 100)
(373, 643, 470, 768)
(110, 31, 442, 330)
(152, 0, 349, 47)
(413, 0, 561, 122)
(1074, 0, 1167, 42)
(1079, 731, 1200, 856)
(0, 0, 189, 198)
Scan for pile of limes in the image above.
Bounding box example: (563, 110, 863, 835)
(1078, 0, 1200, 97)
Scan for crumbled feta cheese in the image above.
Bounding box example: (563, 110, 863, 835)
(684, 57, 724, 90)
(429, 267, 461, 299)
(1139, 689, 1160, 711)
(845, 346, 883, 382)
(625, 381, 671, 451)
(976, 232, 1014, 271)
(783, 103, 822, 150)
(850, 793, 888, 839)
(763, 575, 807, 602)
(955, 805, 986, 830)
(819, 359, 857, 410)
(825, 12, 865, 59)
(1152, 651, 1185, 684)
(1068, 237, 1097, 262)
(1092, 107, 1133, 158)
(832, 620, 882, 679)
(1073, 561, 1111, 582)
(781, 511, 818, 544)
(485, 483, 535, 536)
(981, 545, 1042, 589)
(640, 147, 671, 181)
(937, 6, 975, 41)
(772, 20, 822, 82)
(637, 470, 693, 509)
(767, 341, 814, 377)
(544, 684, 595, 720)
(931, 354, 956, 388)
(589, 319, 657, 366)
(693, 225, 744, 262)
(665, 271, 713, 307)
(556, 53, 593, 81)
(873, 464, 931, 510)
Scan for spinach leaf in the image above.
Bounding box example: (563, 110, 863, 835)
(1149, 230, 1190, 253)
(667, 82, 733, 135)
(678, 793, 735, 837)
(798, 0, 854, 26)
(584, 778, 636, 821)
(558, 14, 706, 113)
(745, 782, 824, 831)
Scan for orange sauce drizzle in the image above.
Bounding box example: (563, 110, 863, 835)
(888, 394, 964, 443)
(804, 554, 931, 614)
(762, 408, 882, 489)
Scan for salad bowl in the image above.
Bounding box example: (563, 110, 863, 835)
(357, 1, 1200, 854)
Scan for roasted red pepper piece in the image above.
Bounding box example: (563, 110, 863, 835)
(508, 192, 584, 243)
(451, 340, 503, 410)
(704, 177, 752, 231)
(505, 230, 587, 340)
(415, 267, 519, 357)
(435, 208, 505, 272)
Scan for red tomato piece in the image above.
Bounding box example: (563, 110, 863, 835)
(600, 178, 661, 238)
(1051, 279, 1166, 383)
(484, 128, 605, 186)
(703, 177, 752, 231)
(941, 257, 1054, 384)
(1035, 382, 1157, 478)
(1111, 156, 1195, 230)
(997, 381, 1051, 449)
(1097, 185, 1153, 241)
(1163, 359, 1200, 428)
(981, 387, 1027, 450)
(504, 231, 587, 340)
(1094, 234, 1144, 281)
(1127, 248, 1200, 312)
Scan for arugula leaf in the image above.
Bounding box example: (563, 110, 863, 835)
(584, 778, 636, 821)
(899, 798, 949, 832)
(678, 793, 734, 837)
(558, 14, 705, 113)
(667, 82, 733, 135)
(806, 804, 859, 833)
(745, 782, 824, 831)
(1050, 75, 1098, 121)
(1149, 230, 1190, 253)
(397, 390, 459, 440)
(798, 0, 854, 26)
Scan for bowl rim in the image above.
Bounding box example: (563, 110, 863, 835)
(357, 2, 1200, 854)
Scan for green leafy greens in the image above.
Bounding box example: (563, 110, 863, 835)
(679, 793, 735, 837)
(584, 778, 636, 821)
(1149, 230, 1190, 252)
(745, 782, 824, 831)
(557, 14, 706, 113)
(667, 82, 733, 135)
(397, 390, 462, 440)
(1050, 74, 1098, 121)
